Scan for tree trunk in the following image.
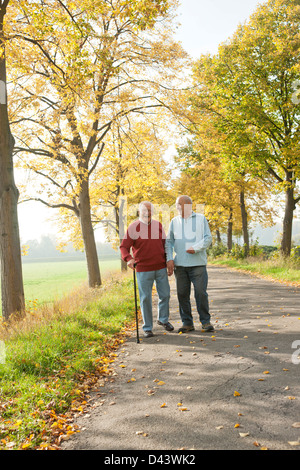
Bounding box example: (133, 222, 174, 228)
(216, 229, 221, 244)
(0, 175, 25, 320)
(79, 179, 101, 287)
(116, 195, 128, 272)
(0, 2, 25, 319)
(280, 178, 295, 257)
(227, 207, 233, 252)
(239, 190, 249, 256)
(121, 258, 128, 271)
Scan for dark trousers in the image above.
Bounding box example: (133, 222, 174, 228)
(174, 265, 210, 326)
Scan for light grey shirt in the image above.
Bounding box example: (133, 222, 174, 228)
(165, 212, 212, 267)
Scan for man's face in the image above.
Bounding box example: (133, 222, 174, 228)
(140, 204, 152, 224)
(176, 199, 192, 219)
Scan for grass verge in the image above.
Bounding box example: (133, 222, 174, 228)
(0, 274, 136, 450)
(208, 256, 300, 286)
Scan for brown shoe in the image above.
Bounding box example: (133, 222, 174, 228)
(202, 323, 214, 332)
(144, 330, 154, 338)
(177, 325, 195, 333)
(157, 321, 174, 331)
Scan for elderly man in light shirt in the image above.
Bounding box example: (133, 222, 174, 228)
(165, 195, 214, 333)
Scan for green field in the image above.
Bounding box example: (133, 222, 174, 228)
(21, 258, 121, 305)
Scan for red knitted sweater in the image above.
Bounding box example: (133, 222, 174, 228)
(120, 219, 167, 272)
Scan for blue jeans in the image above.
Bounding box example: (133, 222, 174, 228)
(174, 265, 210, 327)
(136, 268, 170, 332)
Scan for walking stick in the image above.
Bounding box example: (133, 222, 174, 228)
(133, 265, 140, 344)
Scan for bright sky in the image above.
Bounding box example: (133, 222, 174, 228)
(174, 0, 266, 58)
(17, 0, 267, 242)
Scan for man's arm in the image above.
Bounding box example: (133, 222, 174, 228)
(165, 220, 175, 275)
(190, 216, 212, 253)
(120, 231, 135, 269)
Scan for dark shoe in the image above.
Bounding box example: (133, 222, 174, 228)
(178, 325, 195, 333)
(144, 330, 154, 338)
(202, 323, 214, 332)
(157, 321, 174, 331)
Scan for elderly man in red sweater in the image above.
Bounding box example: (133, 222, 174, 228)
(120, 201, 173, 338)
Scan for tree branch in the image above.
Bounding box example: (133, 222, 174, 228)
(88, 142, 105, 176)
(19, 197, 79, 215)
(267, 166, 283, 183)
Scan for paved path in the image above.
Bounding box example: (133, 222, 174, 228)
(63, 266, 300, 451)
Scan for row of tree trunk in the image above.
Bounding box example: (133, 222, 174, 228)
(215, 190, 249, 255)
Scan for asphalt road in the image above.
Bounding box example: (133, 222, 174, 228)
(63, 266, 300, 452)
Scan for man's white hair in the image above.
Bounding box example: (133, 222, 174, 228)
(139, 201, 154, 212)
(176, 195, 193, 205)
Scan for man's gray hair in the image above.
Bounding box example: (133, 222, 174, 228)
(139, 201, 154, 212)
(176, 195, 193, 205)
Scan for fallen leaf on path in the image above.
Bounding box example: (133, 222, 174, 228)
(234, 391, 241, 397)
(292, 422, 300, 428)
(216, 426, 224, 430)
(288, 441, 300, 446)
(239, 433, 250, 438)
